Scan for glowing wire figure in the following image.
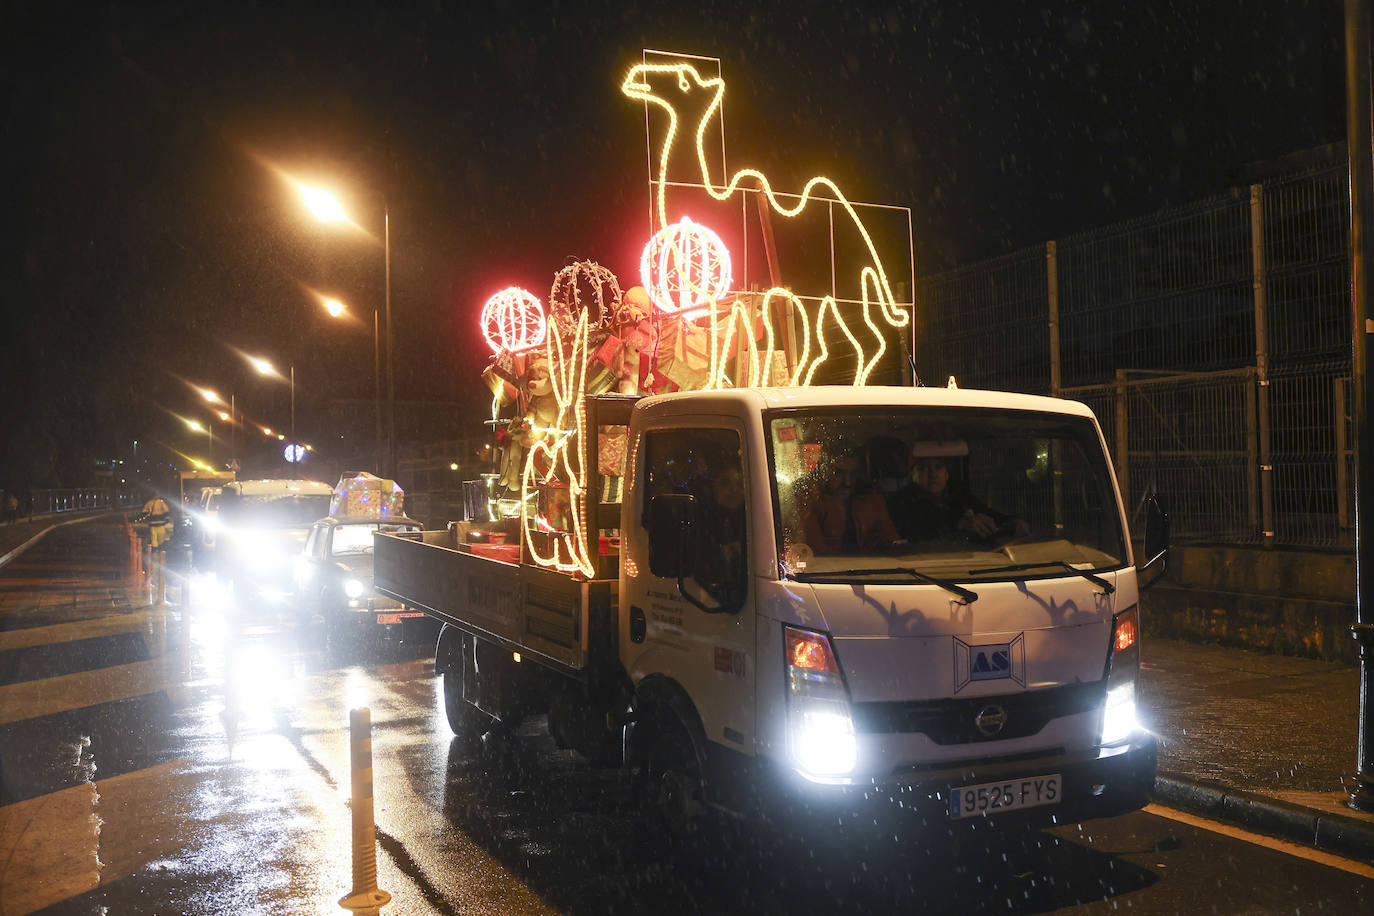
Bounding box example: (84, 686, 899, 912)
(621, 60, 910, 385)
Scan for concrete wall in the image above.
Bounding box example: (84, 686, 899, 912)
(1143, 545, 1358, 662)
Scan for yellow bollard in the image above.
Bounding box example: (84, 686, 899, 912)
(339, 707, 391, 915)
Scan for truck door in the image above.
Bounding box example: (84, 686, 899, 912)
(622, 424, 756, 758)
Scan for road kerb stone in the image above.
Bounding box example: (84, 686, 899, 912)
(1155, 771, 1374, 863)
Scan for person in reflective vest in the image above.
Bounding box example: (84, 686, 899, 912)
(143, 495, 172, 548)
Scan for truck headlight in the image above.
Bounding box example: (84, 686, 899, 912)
(343, 578, 366, 599)
(1100, 606, 1140, 745)
(784, 625, 856, 778)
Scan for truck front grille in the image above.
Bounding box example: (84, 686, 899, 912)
(851, 681, 1104, 744)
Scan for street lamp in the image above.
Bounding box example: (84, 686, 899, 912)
(297, 182, 394, 478)
(320, 295, 382, 476)
(186, 418, 211, 458)
(198, 387, 237, 461)
(247, 355, 294, 459)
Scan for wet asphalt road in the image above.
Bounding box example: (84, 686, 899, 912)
(1, 517, 1371, 914)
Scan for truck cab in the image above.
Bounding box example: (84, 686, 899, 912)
(621, 386, 1159, 832)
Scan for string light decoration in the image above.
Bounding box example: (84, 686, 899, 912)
(621, 60, 911, 385)
(500, 56, 928, 579)
(640, 217, 732, 317)
(481, 287, 547, 354)
(520, 309, 598, 577)
(549, 260, 623, 337)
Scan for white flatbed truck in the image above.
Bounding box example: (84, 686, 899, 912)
(374, 385, 1165, 837)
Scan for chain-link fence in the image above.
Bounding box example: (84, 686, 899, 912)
(915, 160, 1353, 549)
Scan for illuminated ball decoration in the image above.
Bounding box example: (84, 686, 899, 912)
(640, 217, 732, 316)
(549, 260, 623, 337)
(481, 287, 547, 354)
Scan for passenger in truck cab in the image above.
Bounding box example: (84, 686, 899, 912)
(691, 448, 748, 606)
(801, 443, 902, 554)
(891, 440, 1030, 546)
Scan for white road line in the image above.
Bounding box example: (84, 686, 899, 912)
(1144, 803, 1374, 879)
(0, 513, 108, 570)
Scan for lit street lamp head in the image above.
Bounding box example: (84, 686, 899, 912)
(299, 184, 347, 223)
(323, 298, 346, 318)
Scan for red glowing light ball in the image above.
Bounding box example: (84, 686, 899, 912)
(481, 287, 547, 353)
(640, 217, 732, 316)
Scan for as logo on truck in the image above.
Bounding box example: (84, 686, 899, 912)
(953, 633, 1026, 693)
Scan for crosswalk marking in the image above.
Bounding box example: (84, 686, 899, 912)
(0, 657, 189, 725)
(0, 608, 167, 652)
(0, 759, 191, 916)
(0, 780, 101, 916)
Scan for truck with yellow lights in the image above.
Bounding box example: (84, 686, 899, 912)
(374, 384, 1167, 839)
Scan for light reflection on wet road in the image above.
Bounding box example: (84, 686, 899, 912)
(1, 518, 1371, 914)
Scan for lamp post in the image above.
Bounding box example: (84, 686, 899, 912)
(246, 355, 294, 465)
(299, 182, 394, 478)
(323, 297, 383, 475)
(186, 419, 210, 459)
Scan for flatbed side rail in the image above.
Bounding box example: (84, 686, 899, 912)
(374, 528, 614, 672)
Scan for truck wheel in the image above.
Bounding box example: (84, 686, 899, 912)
(648, 715, 705, 845)
(442, 667, 492, 745)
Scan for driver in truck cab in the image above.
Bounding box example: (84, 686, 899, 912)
(891, 440, 1030, 546)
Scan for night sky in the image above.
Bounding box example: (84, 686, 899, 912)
(2, 1, 1343, 491)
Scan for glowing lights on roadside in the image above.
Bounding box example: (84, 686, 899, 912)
(481, 287, 548, 354)
(198, 388, 223, 404)
(248, 356, 276, 376)
(323, 298, 346, 318)
(640, 217, 732, 316)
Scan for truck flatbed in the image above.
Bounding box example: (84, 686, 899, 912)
(374, 527, 617, 676)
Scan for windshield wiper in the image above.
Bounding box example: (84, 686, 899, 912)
(794, 567, 978, 603)
(975, 560, 1116, 594)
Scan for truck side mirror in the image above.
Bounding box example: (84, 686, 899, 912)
(1140, 494, 1170, 590)
(648, 494, 699, 579)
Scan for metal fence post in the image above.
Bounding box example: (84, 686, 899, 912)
(1251, 184, 1276, 543)
(1114, 368, 1130, 518)
(1047, 240, 1061, 398)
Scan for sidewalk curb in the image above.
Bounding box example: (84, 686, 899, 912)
(1154, 771, 1374, 863)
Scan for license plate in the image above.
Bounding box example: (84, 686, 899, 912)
(376, 611, 426, 625)
(949, 774, 1061, 819)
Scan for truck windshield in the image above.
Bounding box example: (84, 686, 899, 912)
(331, 522, 420, 556)
(767, 407, 1126, 581)
(222, 494, 333, 529)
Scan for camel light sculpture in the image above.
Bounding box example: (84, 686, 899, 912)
(621, 59, 911, 386)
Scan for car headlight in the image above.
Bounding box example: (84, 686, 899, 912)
(1100, 606, 1140, 745)
(343, 578, 366, 599)
(784, 625, 856, 779)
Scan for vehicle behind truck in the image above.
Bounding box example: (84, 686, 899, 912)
(375, 385, 1168, 841)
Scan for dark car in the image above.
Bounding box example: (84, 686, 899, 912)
(294, 515, 437, 643)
